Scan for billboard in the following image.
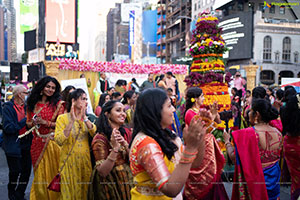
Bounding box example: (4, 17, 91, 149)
(46, 0, 76, 43)
(129, 10, 135, 59)
(219, 11, 253, 60)
(142, 10, 157, 60)
(20, 0, 38, 34)
(121, 3, 142, 23)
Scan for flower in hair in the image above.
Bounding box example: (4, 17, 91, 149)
(191, 98, 196, 103)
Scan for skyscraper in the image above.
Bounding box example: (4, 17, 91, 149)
(3, 0, 16, 61)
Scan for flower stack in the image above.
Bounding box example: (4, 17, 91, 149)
(184, 12, 233, 131)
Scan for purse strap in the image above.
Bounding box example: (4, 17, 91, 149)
(58, 125, 81, 173)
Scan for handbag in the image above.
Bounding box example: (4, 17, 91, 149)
(48, 126, 81, 192)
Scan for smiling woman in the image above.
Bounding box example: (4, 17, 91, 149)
(26, 76, 65, 200)
(88, 100, 133, 200)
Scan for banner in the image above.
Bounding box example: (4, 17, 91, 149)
(46, 0, 76, 43)
(129, 10, 135, 59)
(20, 0, 38, 34)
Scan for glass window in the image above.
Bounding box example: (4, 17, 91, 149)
(282, 37, 291, 62)
(279, 6, 285, 14)
(270, 5, 275, 13)
(294, 52, 299, 63)
(259, 3, 265, 13)
(237, 3, 244, 11)
(263, 36, 272, 62)
(194, 3, 197, 11)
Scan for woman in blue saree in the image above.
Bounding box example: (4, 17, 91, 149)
(225, 99, 282, 200)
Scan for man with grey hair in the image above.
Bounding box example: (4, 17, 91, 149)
(2, 85, 32, 200)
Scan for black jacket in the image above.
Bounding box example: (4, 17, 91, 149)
(2, 99, 32, 157)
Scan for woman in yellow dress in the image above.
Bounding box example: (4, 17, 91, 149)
(26, 76, 65, 200)
(129, 88, 207, 200)
(54, 88, 96, 199)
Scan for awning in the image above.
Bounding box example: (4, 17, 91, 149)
(213, 0, 233, 10)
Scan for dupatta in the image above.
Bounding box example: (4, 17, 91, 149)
(231, 127, 268, 200)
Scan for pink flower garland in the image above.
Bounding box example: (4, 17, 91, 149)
(56, 58, 188, 75)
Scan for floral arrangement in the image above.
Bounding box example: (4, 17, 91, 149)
(189, 13, 228, 56)
(184, 72, 232, 87)
(57, 58, 188, 75)
(185, 12, 233, 150)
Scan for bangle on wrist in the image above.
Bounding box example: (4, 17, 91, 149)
(225, 142, 231, 146)
(83, 117, 89, 123)
(107, 156, 116, 162)
(112, 147, 119, 153)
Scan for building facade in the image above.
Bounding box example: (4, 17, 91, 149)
(157, 0, 192, 64)
(0, 4, 11, 62)
(106, 4, 122, 61)
(192, 0, 215, 20)
(3, 0, 16, 61)
(216, 0, 300, 86)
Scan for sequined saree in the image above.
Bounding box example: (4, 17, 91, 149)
(129, 134, 183, 200)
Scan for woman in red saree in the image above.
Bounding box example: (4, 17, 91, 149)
(26, 76, 65, 200)
(225, 99, 282, 200)
(280, 93, 300, 200)
(183, 87, 228, 200)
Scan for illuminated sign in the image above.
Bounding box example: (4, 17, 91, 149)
(45, 43, 79, 60)
(129, 10, 135, 59)
(46, 0, 76, 43)
(219, 12, 253, 60)
(45, 43, 66, 57)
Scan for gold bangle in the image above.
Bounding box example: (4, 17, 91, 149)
(95, 160, 104, 167)
(225, 142, 231, 146)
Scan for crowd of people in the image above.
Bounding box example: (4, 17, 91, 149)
(0, 71, 299, 200)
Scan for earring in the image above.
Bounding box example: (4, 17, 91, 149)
(40, 91, 43, 95)
(254, 117, 258, 125)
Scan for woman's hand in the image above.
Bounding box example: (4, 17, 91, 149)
(70, 100, 81, 122)
(199, 108, 213, 120)
(113, 129, 128, 147)
(223, 130, 230, 143)
(33, 115, 46, 126)
(183, 117, 206, 152)
(80, 102, 87, 121)
(111, 128, 121, 150)
(209, 101, 219, 120)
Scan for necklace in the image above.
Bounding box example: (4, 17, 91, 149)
(190, 107, 199, 113)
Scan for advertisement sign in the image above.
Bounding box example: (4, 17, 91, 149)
(142, 10, 157, 58)
(46, 0, 76, 43)
(28, 48, 45, 63)
(219, 12, 253, 60)
(20, 0, 39, 34)
(45, 42, 79, 60)
(61, 78, 94, 114)
(121, 3, 142, 23)
(129, 10, 135, 59)
(20, 0, 38, 34)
